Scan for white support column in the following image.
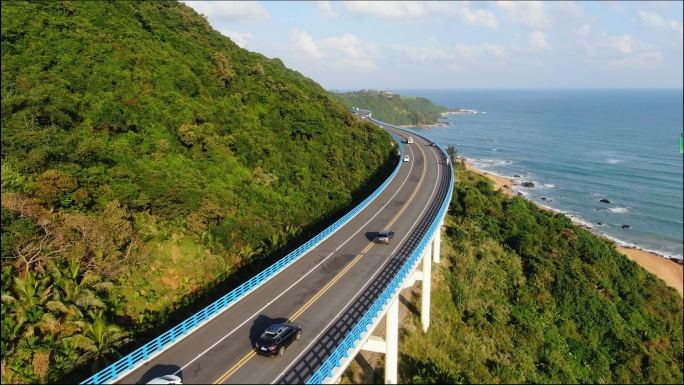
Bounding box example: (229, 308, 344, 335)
(385, 298, 399, 384)
(432, 226, 441, 264)
(421, 243, 432, 332)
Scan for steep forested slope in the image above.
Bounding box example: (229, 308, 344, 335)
(0, 1, 395, 383)
(389, 161, 683, 384)
(332, 90, 452, 126)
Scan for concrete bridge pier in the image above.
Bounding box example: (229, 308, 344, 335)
(433, 223, 441, 264)
(361, 233, 443, 384)
(421, 238, 433, 332)
(384, 298, 399, 384)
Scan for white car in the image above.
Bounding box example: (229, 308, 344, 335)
(147, 375, 182, 384)
(403, 155, 410, 162)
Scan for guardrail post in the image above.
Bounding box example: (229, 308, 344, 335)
(421, 242, 432, 332)
(384, 298, 399, 384)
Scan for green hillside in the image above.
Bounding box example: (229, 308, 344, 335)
(343, 158, 683, 384)
(332, 90, 453, 126)
(0, 1, 395, 383)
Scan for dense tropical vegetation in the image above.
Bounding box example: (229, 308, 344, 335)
(374, 161, 682, 384)
(332, 90, 453, 126)
(1, 1, 396, 383)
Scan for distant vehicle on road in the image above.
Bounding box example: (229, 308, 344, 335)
(407, 137, 414, 144)
(146, 375, 182, 384)
(374, 230, 395, 244)
(403, 155, 410, 162)
(255, 323, 302, 357)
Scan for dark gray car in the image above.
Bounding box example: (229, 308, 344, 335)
(374, 230, 395, 244)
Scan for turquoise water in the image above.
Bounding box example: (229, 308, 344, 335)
(395, 89, 683, 260)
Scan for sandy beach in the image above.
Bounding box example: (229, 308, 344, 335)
(465, 160, 517, 198)
(463, 160, 683, 297)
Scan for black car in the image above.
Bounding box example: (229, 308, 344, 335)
(255, 323, 302, 357)
(374, 230, 395, 244)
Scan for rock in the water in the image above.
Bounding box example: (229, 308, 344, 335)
(521, 182, 535, 188)
(541, 197, 547, 200)
(622, 224, 631, 229)
(597, 222, 602, 225)
(599, 199, 611, 203)
(514, 174, 521, 178)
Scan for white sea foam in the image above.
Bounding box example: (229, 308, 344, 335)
(492, 149, 497, 151)
(470, 158, 511, 169)
(543, 184, 555, 188)
(597, 233, 683, 260)
(607, 159, 622, 164)
(609, 207, 629, 213)
(573, 218, 596, 229)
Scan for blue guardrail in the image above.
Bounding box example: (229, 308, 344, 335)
(307, 117, 454, 384)
(81, 131, 405, 384)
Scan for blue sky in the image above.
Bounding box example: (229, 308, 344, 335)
(181, 1, 683, 89)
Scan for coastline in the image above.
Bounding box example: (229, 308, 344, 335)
(399, 111, 463, 129)
(464, 160, 683, 297)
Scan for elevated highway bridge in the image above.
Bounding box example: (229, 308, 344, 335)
(84, 112, 453, 384)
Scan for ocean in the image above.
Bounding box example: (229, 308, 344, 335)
(395, 89, 683, 260)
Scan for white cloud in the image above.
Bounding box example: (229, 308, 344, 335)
(575, 24, 591, 37)
(578, 31, 666, 70)
(600, 1, 624, 13)
(496, 1, 585, 30)
(497, 1, 551, 29)
(321, 34, 375, 58)
(631, 1, 677, 11)
(341, 1, 498, 29)
(638, 10, 683, 43)
(315, 1, 338, 19)
(219, 30, 254, 48)
(527, 31, 550, 51)
(343, 1, 425, 19)
(427, 2, 499, 29)
(609, 52, 666, 70)
(289, 30, 325, 59)
(288, 30, 378, 70)
(392, 42, 455, 64)
(393, 40, 508, 68)
(182, 1, 270, 23)
(607, 34, 638, 54)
